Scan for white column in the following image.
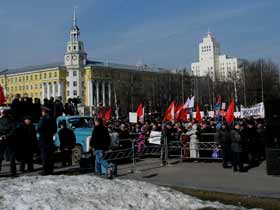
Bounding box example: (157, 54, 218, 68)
(102, 81, 105, 106)
(42, 83, 46, 100)
(58, 82, 62, 97)
(96, 81, 99, 106)
(47, 83, 51, 99)
(88, 80, 93, 106)
(108, 82, 112, 106)
(52, 82, 56, 98)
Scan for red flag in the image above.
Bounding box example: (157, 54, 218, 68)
(175, 103, 184, 121)
(97, 106, 106, 119)
(136, 103, 144, 121)
(0, 85, 6, 105)
(195, 103, 202, 123)
(225, 98, 235, 124)
(104, 108, 112, 123)
(179, 108, 188, 122)
(164, 101, 175, 122)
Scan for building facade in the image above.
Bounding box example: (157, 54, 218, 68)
(0, 10, 191, 116)
(191, 32, 240, 81)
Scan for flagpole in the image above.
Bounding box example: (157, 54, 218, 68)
(260, 61, 264, 103)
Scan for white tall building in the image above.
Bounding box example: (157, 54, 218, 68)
(64, 8, 87, 99)
(191, 32, 240, 81)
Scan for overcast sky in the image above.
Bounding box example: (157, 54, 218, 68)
(1, 0, 279, 69)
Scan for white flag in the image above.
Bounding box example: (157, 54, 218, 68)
(189, 96, 195, 108)
(183, 98, 191, 108)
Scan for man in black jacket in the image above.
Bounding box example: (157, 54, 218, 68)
(17, 116, 37, 172)
(37, 106, 57, 175)
(90, 118, 111, 176)
(58, 120, 76, 166)
(0, 109, 17, 175)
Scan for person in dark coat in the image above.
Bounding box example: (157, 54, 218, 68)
(33, 98, 42, 123)
(0, 109, 17, 175)
(37, 106, 57, 175)
(90, 118, 111, 176)
(256, 122, 266, 160)
(58, 120, 76, 166)
(64, 98, 75, 116)
(11, 94, 21, 121)
(17, 116, 37, 172)
(215, 122, 231, 168)
(53, 97, 64, 119)
(247, 121, 259, 167)
(230, 123, 246, 172)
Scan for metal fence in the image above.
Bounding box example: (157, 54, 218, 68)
(0, 133, 222, 177)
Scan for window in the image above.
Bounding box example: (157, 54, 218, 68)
(73, 81, 77, 87)
(40, 74, 42, 79)
(26, 76, 28, 81)
(73, 71, 77, 76)
(44, 73, 46, 79)
(74, 46, 76, 50)
(67, 91, 70, 96)
(54, 72, 57, 77)
(30, 85, 33, 89)
(26, 85, 29, 90)
(30, 75, 33, 80)
(79, 46, 82, 50)
(49, 72, 52, 78)
(66, 72, 69, 77)
(35, 75, 37, 80)
(68, 46, 71, 51)
(73, 90, 77, 96)
(67, 82, 69, 87)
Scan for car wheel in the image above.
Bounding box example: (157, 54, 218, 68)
(72, 145, 83, 165)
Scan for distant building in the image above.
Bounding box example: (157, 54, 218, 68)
(0, 9, 191, 115)
(191, 32, 241, 81)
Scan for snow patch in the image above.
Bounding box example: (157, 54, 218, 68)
(0, 175, 261, 210)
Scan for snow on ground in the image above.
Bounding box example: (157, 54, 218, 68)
(0, 175, 261, 210)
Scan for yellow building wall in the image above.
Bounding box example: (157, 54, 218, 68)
(0, 67, 67, 103)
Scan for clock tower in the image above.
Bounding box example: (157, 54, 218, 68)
(64, 8, 87, 100)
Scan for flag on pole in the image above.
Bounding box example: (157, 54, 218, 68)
(0, 85, 6, 105)
(195, 103, 202, 123)
(164, 101, 175, 122)
(183, 98, 191, 109)
(104, 108, 112, 123)
(136, 103, 144, 122)
(189, 96, 195, 108)
(179, 108, 188, 122)
(175, 103, 184, 121)
(225, 98, 235, 124)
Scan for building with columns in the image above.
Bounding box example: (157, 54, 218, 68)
(191, 32, 241, 81)
(0, 10, 191, 115)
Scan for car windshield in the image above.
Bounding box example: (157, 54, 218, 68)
(68, 118, 94, 129)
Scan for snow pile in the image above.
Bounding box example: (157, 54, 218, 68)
(0, 175, 260, 210)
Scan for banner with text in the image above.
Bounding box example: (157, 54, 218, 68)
(241, 102, 265, 118)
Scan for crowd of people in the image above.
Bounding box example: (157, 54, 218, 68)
(0, 95, 81, 176)
(0, 95, 267, 177)
(103, 117, 266, 173)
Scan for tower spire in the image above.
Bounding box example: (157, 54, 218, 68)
(73, 6, 77, 27)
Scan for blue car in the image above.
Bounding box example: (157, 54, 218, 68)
(54, 116, 94, 164)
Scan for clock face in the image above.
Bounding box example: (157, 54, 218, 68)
(66, 55, 70, 61)
(72, 55, 77, 60)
